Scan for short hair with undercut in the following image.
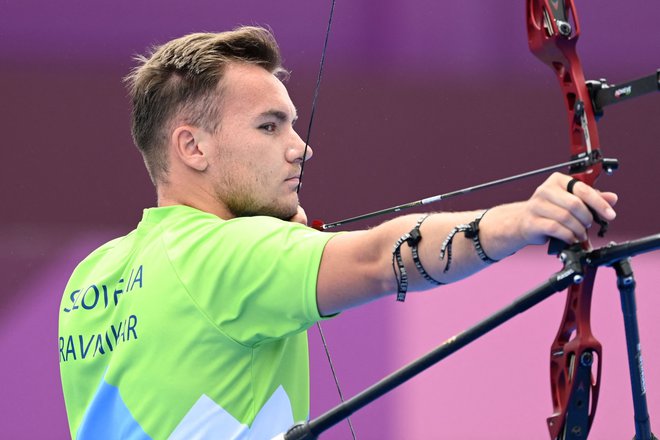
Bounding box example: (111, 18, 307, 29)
(124, 26, 287, 185)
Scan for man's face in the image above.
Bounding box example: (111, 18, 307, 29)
(205, 62, 311, 219)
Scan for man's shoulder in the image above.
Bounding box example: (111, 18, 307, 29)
(156, 208, 312, 245)
(67, 231, 137, 279)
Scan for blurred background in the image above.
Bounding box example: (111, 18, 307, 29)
(1, 1, 658, 438)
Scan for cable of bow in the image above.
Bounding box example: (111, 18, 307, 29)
(294, 1, 358, 439)
(526, 1, 604, 438)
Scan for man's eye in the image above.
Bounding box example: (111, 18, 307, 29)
(260, 123, 276, 133)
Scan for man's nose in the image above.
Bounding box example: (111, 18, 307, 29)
(289, 132, 313, 163)
(302, 143, 313, 162)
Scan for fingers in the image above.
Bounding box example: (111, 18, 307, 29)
(569, 179, 617, 222)
(526, 173, 618, 244)
(600, 191, 619, 207)
(527, 193, 590, 243)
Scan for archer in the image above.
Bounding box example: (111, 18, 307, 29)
(58, 26, 616, 439)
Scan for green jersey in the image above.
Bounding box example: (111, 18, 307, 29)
(59, 205, 334, 439)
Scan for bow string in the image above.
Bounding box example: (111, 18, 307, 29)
(295, 1, 358, 439)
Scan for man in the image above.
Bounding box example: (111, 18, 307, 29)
(58, 26, 617, 439)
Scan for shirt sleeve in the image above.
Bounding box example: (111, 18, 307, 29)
(162, 215, 335, 347)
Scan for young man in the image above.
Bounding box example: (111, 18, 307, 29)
(58, 26, 617, 439)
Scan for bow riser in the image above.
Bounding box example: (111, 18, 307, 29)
(547, 270, 602, 439)
(527, 0, 603, 184)
(527, 1, 604, 438)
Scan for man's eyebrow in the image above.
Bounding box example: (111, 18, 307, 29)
(257, 109, 298, 124)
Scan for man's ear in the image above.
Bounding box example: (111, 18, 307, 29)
(171, 125, 209, 172)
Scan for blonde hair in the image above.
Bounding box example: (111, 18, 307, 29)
(124, 26, 287, 184)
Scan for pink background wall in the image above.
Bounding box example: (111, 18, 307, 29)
(1, 1, 658, 438)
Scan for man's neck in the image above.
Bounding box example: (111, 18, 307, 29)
(157, 184, 234, 221)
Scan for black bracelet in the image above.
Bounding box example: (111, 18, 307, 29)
(464, 210, 498, 264)
(392, 233, 411, 301)
(409, 215, 444, 288)
(392, 215, 444, 302)
(440, 210, 498, 272)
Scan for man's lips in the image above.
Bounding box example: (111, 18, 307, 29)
(285, 175, 301, 191)
(285, 170, 302, 184)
